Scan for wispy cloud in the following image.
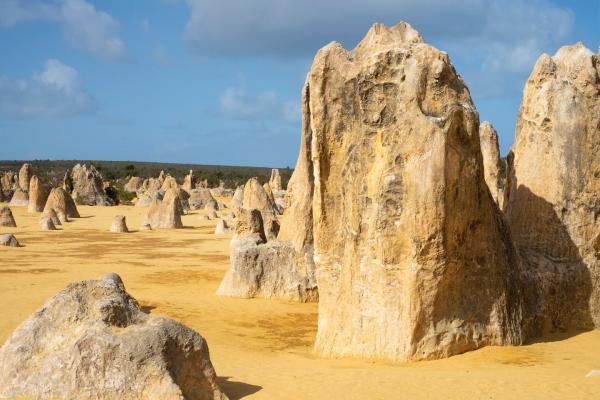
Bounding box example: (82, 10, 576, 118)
(0, 0, 127, 62)
(219, 83, 299, 123)
(0, 59, 94, 118)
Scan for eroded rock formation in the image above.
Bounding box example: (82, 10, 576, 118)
(124, 176, 142, 193)
(110, 215, 129, 233)
(9, 188, 28, 207)
(70, 164, 113, 206)
(27, 175, 48, 212)
(18, 163, 33, 192)
(269, 169, 282, 191)
(143, 194, 183, 229)
(0, 206, 17, 227)
(504, 43, 600, 336)
(44, 188, 80, 219)
(0, 234, 19, 247)
(0, 273, 227, 399)
(479, 121, 502, 206)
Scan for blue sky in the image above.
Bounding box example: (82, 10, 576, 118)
(0, 0, 598, 167)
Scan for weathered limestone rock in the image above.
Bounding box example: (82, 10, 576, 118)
(0, 234, 19, 247)
(44, 188, 80, 219)
(205, 199, 219, 211)
(163, 187, 189, 215)
(62, 169, 73, 192)
(0, 206, 17, 227)
(160, 175, 179, 191)
(27, 175, 48, 212)
(305, 22, 522, 361)
(110, 215, 129, 233)
(56, 209, 69, 223)
(124, 176, 143, 193)
(143, 195, 183, 229)
(208, 210, 218, 219)
(1, 171, 17, 191)
(189, 189, 217, 210)
(39, 217, 57, 231)
(231, 185, 244, 209)
(18, 163, 33, 191)
(42, 208, 61, 226)
(135, 190, 163, 207)
(182, 170, 195, 192)
(241, 178, 279, 240)
(70, 164, 114, 206)
(9, 188, 28, 206)
(269, 169, 283, 191)
(214, 219, 232, 235)
(0, 273, 228, 400)
(479, 121, 502, 206)
(504, 43, 600, 336)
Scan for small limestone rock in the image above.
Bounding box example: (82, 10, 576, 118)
(269, 168, 283, 191)
(9, 188, 28, 207)
(0, 234, 19, 247)
(214, 219, 231, 235)
(0, 206, 17, 227)
(110, 215, 129, 233)
(39, 217, 57, 231)
(42, 208, 61, 226)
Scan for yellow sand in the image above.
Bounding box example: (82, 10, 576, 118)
(1, 204, 599, 400)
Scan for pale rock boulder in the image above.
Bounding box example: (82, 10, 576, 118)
(0, 273, 228, 400)
(135, 190, 163, 207)
(18, 163, 33, 191)
(39, 217, 57, 231)
(44, 188, 80, 219)
(0, 206, 17, 227)
(1, 171, 17, 191)
(0, 234, 19, 247)
(27, 175, 48, 212)
(479, 121, 503, 206)
(163, 187, 189, 215)
(504, 43, 600, 335)
(214, 219, 232, 235)
(110, 215, 129, 233)
(143, 195, 183, 229)
(231, 185, 244, 209)
(189, 189, 217, 210)
(43, 208, 61, 226)
(9, 188, 28, 206)
(205, 199, 219, 211)
(160, 175, 179, 191)
(269, 168, 283, 191)
(306, 22, 523, 361)
(124, 176, 143, 193)
(70, 164, 114, 206)
(242, 178, 279, 240)
(182, 170, 195, 192)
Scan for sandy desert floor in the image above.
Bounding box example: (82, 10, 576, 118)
(0, 204, 599, 399)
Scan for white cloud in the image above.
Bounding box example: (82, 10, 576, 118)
(0, 59, 94, 118)
(219, 84, 300, 123)
(0, 0, 126, 62)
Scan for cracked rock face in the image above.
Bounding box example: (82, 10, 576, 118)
(0, 273, 228, 400)
(504, 43, 600, 335)
(307, 22, 523, 361)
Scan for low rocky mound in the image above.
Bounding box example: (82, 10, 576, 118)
(44, 188, 80, 219)
(9, 188, 28, 207)
(0, 234, 19, 247)
(0, 273, 228, 400)
(110, 215, 129, 233)
(0, 206, 17, 227)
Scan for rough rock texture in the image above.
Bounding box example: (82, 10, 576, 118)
(189, 189, 217, 210)
(110, 215, 129, 233)
(1, 171, 17, 191)
(18, 163, 33, 191)
(269, 169, 283, 191)
(0, 206, 17, 227)
(163, 187, 189, 215)
(124, 176, 143, 193)
(44, 188, 80, 219)
(231, 185, 244, 209)
(70, 164, 114, 206)
(182, 170, 195, 193)
(0, 234, 19, 247)
(143, 195, 183, 229)
(0, 273, 228, 400)
(135, 190, 163, 207)
(304, 22, 523, 361)
(241, 178, 279, 240)
(43, 208, 61, 226)
(63, 169, 73, 192)
(39, 217, 57, 231)
(9, 188, 28, 207)
(27, 175, 48, 213)
(504, 43, 600, 336)
(161, 175, 179, 192)
(214, 219, 232, 235)
(479, 121, 502, 206)
(205, 199, 219, 211)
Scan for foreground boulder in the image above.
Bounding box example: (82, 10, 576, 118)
(0, 206, 16, 227)
(479, 121, 503, 207)
(110, 215, 129, 233)
(0, 234, 19, 247)
(9, 188, 28, 207)
(70, 164, 114, 206)
(303, 22, 523, 361)
(0, 273, 228, 400)
(44, 188, 80, 218)
(504, 43, 600, 335)
(27, 175, 48, 212)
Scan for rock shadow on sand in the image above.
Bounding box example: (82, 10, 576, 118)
(217, 377, 262, 400)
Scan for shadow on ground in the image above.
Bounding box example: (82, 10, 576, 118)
(217, 377, 262, 400)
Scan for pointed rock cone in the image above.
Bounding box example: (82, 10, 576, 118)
(269, 168, 283, 191)
(44, 188, 80, 219)
(110, 215, 129, 233)
(39, 217, 57, 231)
(0, 206, 17, 227)
(0, 234, 20, 247)
(9, 188, 28, 207)
(18, 163, 33, 191)
(42, 208, 61, 226)
(214, 219, 231, 235)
